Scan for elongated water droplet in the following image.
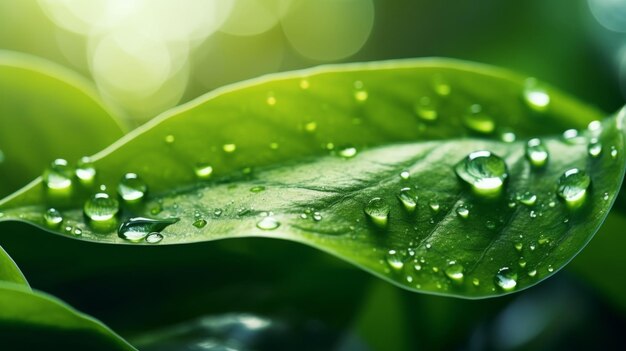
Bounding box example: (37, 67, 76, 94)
(76, 157, 96, 185)
(256, 216, 280, 230)
(193, 219, 207, 228)
(118, 217, 179, 242)
(525, 138, 548, 168)
(556, 168, 590, 207)
(339, 146, 357, 158)
(223, 144, 237, 153)
(145, 232, 163, 244)
(397, 188, 417, 212)
(444, 262, 464, 283)
(43, 159, 73, 191)
(194, 163, 213, 179)
(463, 104, 495, 134)
(250, 186, 266, 193)
(455, 150, 508, 196)
(43, 208, 63, 228)
(518, 191, 537, 206)
(414, 96, 438, 121)
(523, 78, 550, 111)
(364, 197, 389, 228)
(386, 250, 404, 270)
(588, 140, 602, 158)
(118, 173, 147, 203)
(495, 267, 517, 291)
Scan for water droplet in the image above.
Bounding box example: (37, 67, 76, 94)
(562, 129, 586, 144)
(456, 206, 469, 219)
(528, 269, 537, 277)
(494, 267, 517, 291)
(266, 94, 276, 106)
(518, 191, 537, 206)
(386, 250, 404, 270)
(397, 188, 417, 212)
(75, 157, 96, 185)
(145, 232, 163, 244)
(526, 138, 549, 168)
(472, 278, 480, 286)
(43, 208, 63, 228)
(164, 134, 175, 144)
(73, 227, 82, 235)
(84, 193, 119, 222)
(538, 236, 549, 245)
(250, 186, 266, 193)
(588, 140, 603, 158)
(414, 96, 438, 121)
(500, 129, 517, 143)
(485, 220, 496, 229)
(547, 265, 554, 273)
(118, 217, 179, 242)
(304, 121, 317, 133)
(299, 79, 310, 90)
(603, 192, 609, 201)
(463, 104, 495, 134)
(444, 262, 464, 283)
(400, 170, 410, 180)
(514, 242, 523, 252)
(519, 259, 527, 268)
(523, 78, 550, 111)
(429, 201, 440, 212)
(556, 168, 590, 207)
(223, 144, 237, 153)
(364, 197, 389, 228)
(611, 146, 618, 159)
(433, 76, 451, 96)
(414, 263, 422, 271)
(257, 216, 280, 230)
(43, 159, 73, 191)
(313, 212, 322, 221)
(588, 120, 602, 134)
(194, 163, 213, 179)
(193, 219, 207, 228)
(214, 209, 223, 217)
(118, 173, 147, 203)
(339, 146, 357, 158)
(353, 83, 368, 102)
(529, 210, 538, 218)
(455, 150, 508, 196)
(269, 142, 279, 150)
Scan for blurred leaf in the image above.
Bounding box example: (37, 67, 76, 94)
(0, 50, 125, 197)
(1, 59, 623, 299)
(0, 281, 135, 350)
(0, 245, 28, 286)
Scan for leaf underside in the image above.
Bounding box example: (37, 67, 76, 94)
(1, 59, 624, 298)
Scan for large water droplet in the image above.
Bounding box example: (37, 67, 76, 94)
(364, 197, 389, 228)
(194, 163, 213, 179)
(118, 217, 179, 242)
(556, 168, 590, 208)
(463, 104, 495, 134)
(494, 267, 517, 291)
(523, 78, 550, 111)
(525, 138, 549, 168)
(386, 250, 404, 270)
(84, 193, 119, 222)
(256, 216, 280, 230)
(43, 208, 63, 228)
(397, 188, 417, 212)
(444, 262, 464, 283)
(43, 159, 73, 191)
(76, 157, 96, 185)
(455, 150, 508, 196)
(118, 173, 147, 203)
(414, 97, 438, 121)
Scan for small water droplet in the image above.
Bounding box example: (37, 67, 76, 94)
(304, 121, 317, 133)
(526, 138, 549, 168)
(414, 263, 422, 271)
(214, 209, 223, 217)
(518, 191, 537, 206)
(145, 232, 163, 244)
(529, 210, 538, 218)
(455, 150, 508, 196)
(523, 78, 550, 111)
(194, 163, 213, 179)
(193, 219, 207, 228)
(588, 140, 603, 158)
(43, 159, 73, 191)
(257, 216, 280, 230)
(433, 76, 451, 96)
(514, 242, 523, 252)
(485, 220, 496, 229)
(547, 265, 554, 273)
(562, 129, 586, 144)
(519, 259, 527, 268)
(338, 146, 357, 158)
(400, 170, 410, 180)
(353, 83, 368, 102)
(588, 120, 602, 134)
(414, 96, 438, 121)
(456, 206, 469, 219)
(118, 173, 147, 203)
(118, 217, 179, 242)
(495, 267, 517, 291)
(603, 192, 609, 201)
(250, 186, 266, 193)
(528, 269, 537, 277)
(472, 278, 480, 286)
(76, 157, 96, 185)
(500, 129, 517, 143)
(610, 146, 618, 159)
(299, 79, 310, 90)
(556, 168, 590, 208)
(43, 208, 63, 228)
(269, 142, 279, 150)
(365, 198, 389, 228)
(266, 94, 276, 106)
(444, 262, 464, 283)
(223, 144, 237, 153)
(386, 250, 404, 270)
(313, 212, 322, 221)
(397, 188, 417, 212)
(164, 134, 175, 144)
(463, 104, 495, 134)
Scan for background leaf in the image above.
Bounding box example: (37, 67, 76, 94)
(0, 245, 28, 287)
(0, 50, 126, 198)
(1, 59, 623, 299)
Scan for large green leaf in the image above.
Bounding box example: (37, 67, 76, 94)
(0, 281, 136, 350)
(1, 59, 624, 298)
(0, 50, 126, 198)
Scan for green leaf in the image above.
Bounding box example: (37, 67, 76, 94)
(1, 59, 624, 298)
(0, 245, 28, 287)
(0, 50, 126, 198)
(0, 281, 136, 350)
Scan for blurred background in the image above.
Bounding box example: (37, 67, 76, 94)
(1, 0, 626, 350)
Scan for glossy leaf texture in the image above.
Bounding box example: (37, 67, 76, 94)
(1, 59, 624, 298)
(0, 282, 136, 350)
(0, 50, 126, 198)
